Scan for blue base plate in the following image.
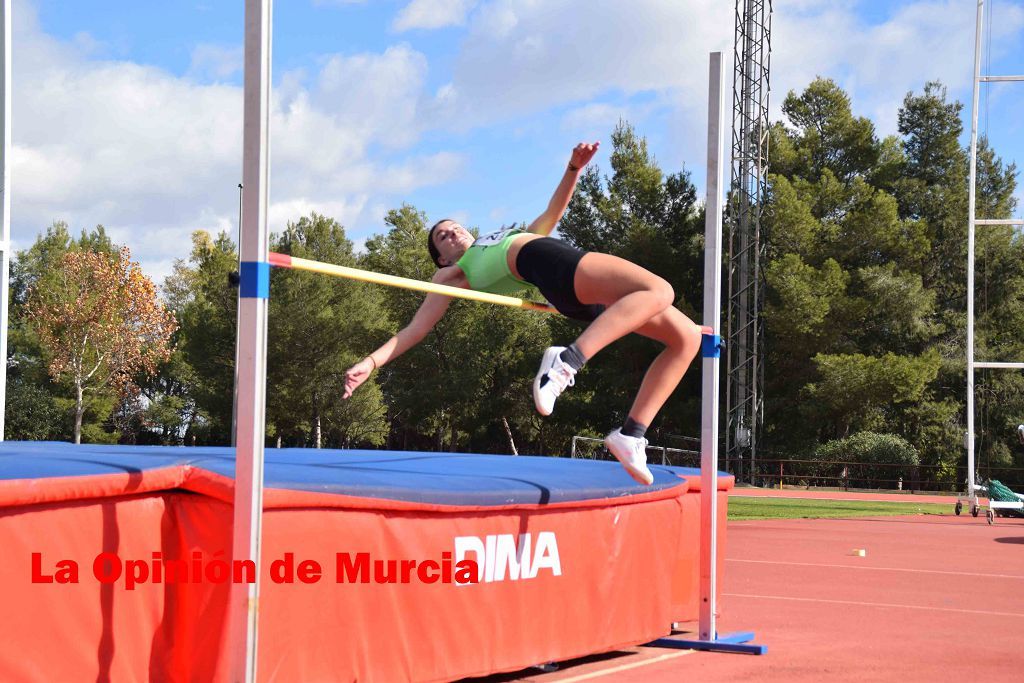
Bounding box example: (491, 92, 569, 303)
(648, 631, 767, 655)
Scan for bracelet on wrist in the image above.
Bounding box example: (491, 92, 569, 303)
(366, 356, 377, 370)
(568, 163, 580, 172)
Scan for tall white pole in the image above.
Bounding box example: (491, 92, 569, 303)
(232, 181, 243, 449)
(699, 51, 725, 642)
(0, 0, 11, 441)
(966, 0, 983, 507)
(231, 1, 272, 681)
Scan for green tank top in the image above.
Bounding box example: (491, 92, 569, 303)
(455, 227, 537, 296)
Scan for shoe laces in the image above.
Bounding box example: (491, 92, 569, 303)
(547, 360, 576, 394)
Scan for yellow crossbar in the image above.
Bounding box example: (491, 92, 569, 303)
(269, 252, 557, 314)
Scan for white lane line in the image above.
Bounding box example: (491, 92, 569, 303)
(724, 593, 1024, 618)
(727, 558, 1024, 580)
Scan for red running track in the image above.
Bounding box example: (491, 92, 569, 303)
(469, 512, 1024, 683)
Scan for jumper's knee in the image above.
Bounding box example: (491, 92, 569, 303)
(660, 316, 702, 352)
(649, 279, 675, 311)
(667, 320, 701, 353)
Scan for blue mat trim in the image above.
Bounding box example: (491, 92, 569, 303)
(0, 442, 707, 506)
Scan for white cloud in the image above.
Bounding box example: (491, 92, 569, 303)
(268, 198, 367, 238)
(772, 1, 1024, 135)
(560, 103, 637, 136)
(420, 0, 730, 179)
(310, 44, 429, 149)
(8, 0, 461, 285)
(188, 44, 244, 82)
(393, 0, 479, 32)
(440, 0, 1013, 135)
(426, 0, 1023, 179)
(442, 0, 731, 126)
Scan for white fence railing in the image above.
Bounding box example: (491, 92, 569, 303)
(570, 435, 699, 466)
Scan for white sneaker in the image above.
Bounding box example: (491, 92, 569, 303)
(604, 428, 655, 486)
(532, 346, 576, 416)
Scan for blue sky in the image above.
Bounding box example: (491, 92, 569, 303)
(8, 0, 1024, 285)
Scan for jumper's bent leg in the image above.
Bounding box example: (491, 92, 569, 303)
(626, 307, 703, 426)
(571, 252, 676, 358)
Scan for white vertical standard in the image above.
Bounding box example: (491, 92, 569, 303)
(0, 0, 11, 441)
(698, 50, 725, 642)
(231, 1, 272, 682)
(647, 50, 763, 656)
(965, 0, 984, 511)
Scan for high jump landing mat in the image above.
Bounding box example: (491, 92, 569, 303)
(0, 442, 732, 682)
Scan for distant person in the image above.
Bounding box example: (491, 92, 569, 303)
(342, 142, 703, 485)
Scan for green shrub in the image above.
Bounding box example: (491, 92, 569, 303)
(814, 432, 919, 489)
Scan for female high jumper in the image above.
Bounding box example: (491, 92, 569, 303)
(343, 142, 703, 485)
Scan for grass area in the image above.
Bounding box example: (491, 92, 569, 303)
(727, 496, 951, 520)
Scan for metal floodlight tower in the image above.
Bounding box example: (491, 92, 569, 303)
(726, 0, 772, 484)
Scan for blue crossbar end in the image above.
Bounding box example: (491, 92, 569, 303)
(648, 631, 767, 656)
(240, 261, 271, 299)
(701, 333, 722, 359)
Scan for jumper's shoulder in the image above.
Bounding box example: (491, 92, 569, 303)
(431, 264, 468, 288)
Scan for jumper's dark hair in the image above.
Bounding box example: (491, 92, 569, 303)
(427, 218, 455, 267)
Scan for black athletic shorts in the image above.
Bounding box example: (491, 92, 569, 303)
(515, 237, 606, 322)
